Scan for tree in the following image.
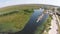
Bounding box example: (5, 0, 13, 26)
(52, 8, 55, 12)
(57, 8, 60, 11)
(24, 9, 33, 14)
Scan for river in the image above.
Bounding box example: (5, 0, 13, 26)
(13, 8, 48, 34)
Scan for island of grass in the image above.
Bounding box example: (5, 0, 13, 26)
(0, 6, 35, 33)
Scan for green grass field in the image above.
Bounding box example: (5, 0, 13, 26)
(0, 4, 57, 33)
(0, 5, 35, 32)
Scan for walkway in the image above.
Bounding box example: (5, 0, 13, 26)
(48, 15, 58, 34)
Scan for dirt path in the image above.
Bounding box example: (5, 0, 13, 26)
(48, 15, 58, 34)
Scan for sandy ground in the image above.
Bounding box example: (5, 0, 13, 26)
(48, 15, 58, 34)
(55, 15, 60, 25)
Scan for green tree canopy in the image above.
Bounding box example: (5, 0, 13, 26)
(57, 8, 60, 11)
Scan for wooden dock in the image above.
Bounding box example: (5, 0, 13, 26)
(36, 14, 44, 22)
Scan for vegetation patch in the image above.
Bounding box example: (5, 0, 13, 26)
(0, 8, 34, 33)
(0, 10, 19, 17)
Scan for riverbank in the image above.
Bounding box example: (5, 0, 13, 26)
(35, 14, 52, 34)
(42, 15, 52, 34)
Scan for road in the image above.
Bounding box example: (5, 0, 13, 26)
(55, 14, 60, 34)
(48, 14, 58, 34)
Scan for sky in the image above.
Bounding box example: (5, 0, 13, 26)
(0, 0, 60, 8)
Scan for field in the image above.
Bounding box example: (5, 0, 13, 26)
(0, 5, 36, 32)
(0, 4, 58, 33)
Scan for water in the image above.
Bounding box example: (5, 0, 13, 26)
(14, 9, 48, 34)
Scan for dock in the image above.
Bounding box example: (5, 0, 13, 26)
(36, 14, 44, 22)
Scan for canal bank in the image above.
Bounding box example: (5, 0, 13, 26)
(13, 8, 49, 34)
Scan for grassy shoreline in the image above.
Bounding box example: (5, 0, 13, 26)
(0, 8, 34, 32)
(35, 15, 52, 34)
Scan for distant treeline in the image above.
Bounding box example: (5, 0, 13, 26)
(0, 9, 34, 17)
(0, 11, 19, 17)
(23, 9, 34, 14)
